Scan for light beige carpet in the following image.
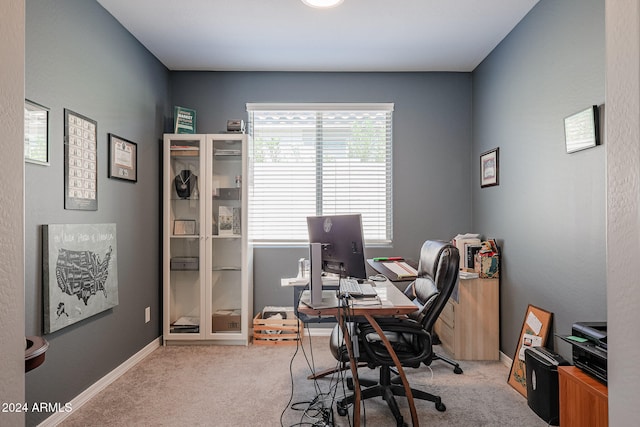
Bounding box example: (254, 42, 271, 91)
(60, 336, 548, 426)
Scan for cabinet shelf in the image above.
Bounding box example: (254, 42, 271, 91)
(170, 197, 200, 202)
(214, 153, 241, 159)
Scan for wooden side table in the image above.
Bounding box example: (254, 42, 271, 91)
(558, 366, 608, 427)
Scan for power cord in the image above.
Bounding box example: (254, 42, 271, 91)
(283, 284, 377, 427)
(281, 287, 336, 427)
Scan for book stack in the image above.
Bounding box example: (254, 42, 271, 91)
(452, 233, 482, 271)
(170, 316, 199, 333)
(231, 207, 240, 235)
(170, 145, 199, 157)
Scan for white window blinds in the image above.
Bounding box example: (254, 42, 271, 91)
(246, 103, 393, 244)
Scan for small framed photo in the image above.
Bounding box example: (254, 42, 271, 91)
(24, 99, 50, 165)
(108, 133, 137, 182)
(174, 219, 196, 235)
(480, 147, 499, 188)
(564, 105, 600, 154)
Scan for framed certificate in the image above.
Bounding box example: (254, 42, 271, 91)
(108, 133, 138, 182)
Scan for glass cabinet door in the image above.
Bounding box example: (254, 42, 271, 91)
(208, 134, 245, 335)
(165, 135, 205, 337)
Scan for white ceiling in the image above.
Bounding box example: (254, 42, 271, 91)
(97, 0, 539, 72)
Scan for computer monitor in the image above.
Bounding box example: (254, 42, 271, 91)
(307, 214, 367, 280)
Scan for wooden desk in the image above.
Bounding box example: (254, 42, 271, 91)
(298, 280, 420, 426)
(558, 366, 608, 427)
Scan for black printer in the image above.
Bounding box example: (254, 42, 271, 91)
(560, 321, 607, 384)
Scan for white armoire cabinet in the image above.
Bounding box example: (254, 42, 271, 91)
(162, 133, 252, 345)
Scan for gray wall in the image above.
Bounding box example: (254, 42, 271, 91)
(472, 0, 606, 360)
(0, 1, 26, 426)
(24, 1, 170, 425)
(171, 72, 474, 314)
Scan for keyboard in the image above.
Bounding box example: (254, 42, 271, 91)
(339, 278, 377, 297)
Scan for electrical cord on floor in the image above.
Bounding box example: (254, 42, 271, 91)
(281, 287, 335, 427)
(282, 286, 383, 427)
(280, 319, 302, 427)
(335, 294, 370, 427)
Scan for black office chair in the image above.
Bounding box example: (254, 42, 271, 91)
(329, 240, 459, 426)
(404, 276, 463, 375)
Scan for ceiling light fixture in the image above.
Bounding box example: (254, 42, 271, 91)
(301, 0, 344, 9)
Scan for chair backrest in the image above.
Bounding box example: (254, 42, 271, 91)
(405, 240, 459, 332)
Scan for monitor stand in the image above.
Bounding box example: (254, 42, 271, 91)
(310, 242, 323, 306)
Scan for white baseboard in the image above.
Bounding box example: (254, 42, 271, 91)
(500, 350, 513, 367)
(37, 337, 161, 427)
(303, 326, 333, 337)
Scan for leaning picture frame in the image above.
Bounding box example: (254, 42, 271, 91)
(108, 133, 138, 182)
(507, 304, 553, 398)
(480, 147, 499, 188)
(174, 219, 196, 235)
(24, 99, 50, 165)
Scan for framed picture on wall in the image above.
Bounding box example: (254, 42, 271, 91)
(480, 147, 499, 188)
(24, 99, 50, 165)
(108, 133, 137, 182)
(564, 105, 600, 153)
(64, 109, 98, 210)
(42, 223, 119, 333)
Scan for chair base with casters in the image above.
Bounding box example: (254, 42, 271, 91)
(406, 286, 463, 375)
(433, 351, 463, 374)
(337, 364, 446, 427)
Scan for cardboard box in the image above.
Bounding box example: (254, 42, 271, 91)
(212, 309, 241, 332)
(475, 253, 500, 278)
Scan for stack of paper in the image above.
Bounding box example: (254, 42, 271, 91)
(382, 261, 418, 279)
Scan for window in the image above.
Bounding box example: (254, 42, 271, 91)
(246, 103, 393, 244)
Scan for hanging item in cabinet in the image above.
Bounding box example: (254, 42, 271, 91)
(174, 169, 198, 199)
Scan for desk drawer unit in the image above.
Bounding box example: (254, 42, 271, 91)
(435, 300, 455, 355)
(434, 277, 499, 360)
(440, 300, 455, 328)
